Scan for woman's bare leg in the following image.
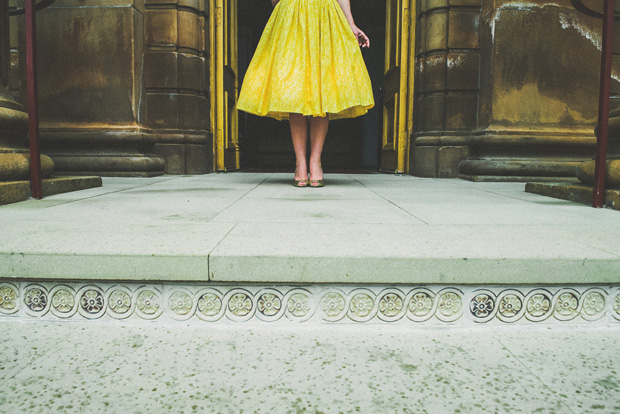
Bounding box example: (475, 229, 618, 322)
(289, 113, 309, 181)
(309, 115, 329, 184)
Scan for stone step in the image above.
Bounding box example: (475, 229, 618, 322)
(1, 173, 619, 327)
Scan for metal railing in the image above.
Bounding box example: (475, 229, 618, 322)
(571, 0, 619, 207)
(9, 0, 56, 199)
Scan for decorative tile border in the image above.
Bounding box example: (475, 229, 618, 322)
(0, 280, 619, 325)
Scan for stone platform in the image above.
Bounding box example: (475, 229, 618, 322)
(526, 181, 620, 211)
(2, 173, 620, 413)
(0, 173, 619, 327)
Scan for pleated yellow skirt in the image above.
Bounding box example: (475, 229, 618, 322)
(236, 0, 374, 121)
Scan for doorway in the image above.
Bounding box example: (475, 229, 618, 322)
(211, 0, 414, 173)
(236, 0, 386, 173)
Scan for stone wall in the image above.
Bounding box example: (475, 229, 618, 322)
(412, 0, 619, 180)
(9, 0, 212, 176)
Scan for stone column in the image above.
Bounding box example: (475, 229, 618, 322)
(411, 0, 479, 177)
(17, 0, 165, 176)
(0, 2, 54, 192)
(144, 0, 212, 174)
(457, 0, 611, 181)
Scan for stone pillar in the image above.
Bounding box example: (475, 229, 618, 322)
(144, 0, 212, 174)
(457, 0, 611, 181)
(17, 0, 165, 176)
(576, 111, 620, 187)
(411, 0, 479, 177)
(0, 2, 54, 186)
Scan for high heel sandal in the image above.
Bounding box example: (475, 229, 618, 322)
(293, 178, 309, 187)
(309, 179, 324, 188)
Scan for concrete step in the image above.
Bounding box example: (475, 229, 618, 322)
(0, 174, 619, 327)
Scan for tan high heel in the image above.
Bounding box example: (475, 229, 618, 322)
(293, 179, 309, 187)
(309, 179, 324, 188)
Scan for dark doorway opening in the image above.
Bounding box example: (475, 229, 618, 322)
(237, 0, 386, 173)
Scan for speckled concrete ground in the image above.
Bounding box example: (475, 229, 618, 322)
(0, 320, 619, 413)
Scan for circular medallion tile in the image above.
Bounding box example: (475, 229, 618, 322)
(167, 289, 196, 320)
(553, 290, 580, 321)
(0, 283, 19, 315)
(613, 293, 620, 320)
(106, 286, 135, 319)
(406, 289, 436, 322)
(348, 289, 377, 322)
(224, 289, 255, 322)
(255, 289, 285, 322)
(50, 285, 77, 318)
(319, 289, 347, 322)
(469, 290, 497, 323)
(284, 289, 314, 322)
(376, 289, 406, 322)
(435, 289, 463, 323)
(77, 286, 106, 319)
(195, 289, 225, 322)
(23, 284, 50, 316)
(579, 289, 606, 321)
(134, 287, 163, 320)
(496, 290, 525, 323)
(524, 290, 553, 322)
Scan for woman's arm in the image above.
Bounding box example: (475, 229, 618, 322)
(336, 0, 370, 48)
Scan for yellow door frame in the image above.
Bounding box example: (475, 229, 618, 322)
(211, 0, 240, 172)
(381, 0, 415, 174)
(211, 0, 415, 173)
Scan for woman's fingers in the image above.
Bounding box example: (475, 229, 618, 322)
(357, 31, 370, 48)
(353, 27, 370, 48)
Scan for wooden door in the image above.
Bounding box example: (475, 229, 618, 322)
(211, 0, 240, 171)
(381, 0, 415, 173)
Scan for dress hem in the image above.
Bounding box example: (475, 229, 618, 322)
(236, 103, 375, 121)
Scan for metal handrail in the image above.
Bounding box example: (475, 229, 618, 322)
(572, 0, 615, 207)
(9, 0, 56, 16)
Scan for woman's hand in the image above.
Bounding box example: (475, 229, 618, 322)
(351, 25, 370, 48)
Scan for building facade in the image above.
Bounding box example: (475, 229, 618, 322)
(2, 0, 616, 181)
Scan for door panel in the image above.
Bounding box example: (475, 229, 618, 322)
(381, 0, 415, 173)
(212, 0, 240, 171)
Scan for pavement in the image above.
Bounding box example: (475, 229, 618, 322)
(1, 173, 620, 413)
(0, 173, 619, 284)
(0, 320, 619, 413)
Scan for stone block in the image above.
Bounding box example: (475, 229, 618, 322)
(447, 52, 480, 91)
(178, 53, 204, 92)
(146, 93, 179, 129)
(419, 53, 447, 93)
(156, 143, 186, 174)
(29, 6, 141, 125)
(438, 146, 470, 177)
(448, 10, 479, 49)
(426, 0, 448, 11)
(179, 0, 203, 10)
(186, 143, 211, 174)
(179, 94, 206, 130)
(418, 15, 427, 53)
(178, 10, 202, 52)
(446, 94, 478, 130)
(411, 145, 438, 177)
(425, 11, 448, 52)
(418, 94, 446, 132)
(144, 51, 178, 89)
(146, 9, 178, 46)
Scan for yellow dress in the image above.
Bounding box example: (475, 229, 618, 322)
(237, 0, 374, 121)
